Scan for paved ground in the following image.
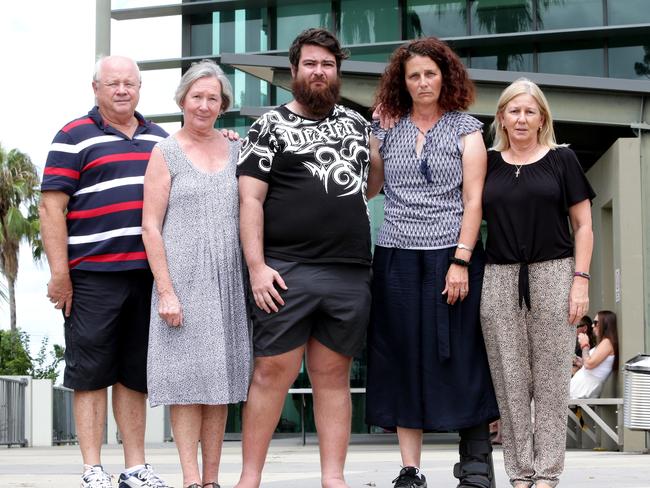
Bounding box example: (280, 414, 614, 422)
(1, 436, 649, 487)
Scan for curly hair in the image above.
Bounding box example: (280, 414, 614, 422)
(288, 28, 349, 72)
(374, 37, 474, 118)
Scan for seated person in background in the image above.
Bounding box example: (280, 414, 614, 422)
(572, 315, 594, 375)
(570, 310, 619, 399)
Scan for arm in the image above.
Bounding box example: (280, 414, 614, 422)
(239, 175, 287, 313)
(579, 336, 614, 369)
(367, 135, 385, 199)
(39, 191, 73, 316)
(443, 130, 487, 305)
(141, 147, 182, 326)
(568, 199, 593, 324)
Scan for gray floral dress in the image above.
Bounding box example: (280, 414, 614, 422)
(147, 136, 251, 406)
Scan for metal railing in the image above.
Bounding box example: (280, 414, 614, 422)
(53, 385, 76, 444)
(0, 377, 27, 446)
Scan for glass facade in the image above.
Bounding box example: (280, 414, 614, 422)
(119, 0, 650, 436)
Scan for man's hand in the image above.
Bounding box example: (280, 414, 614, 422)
(220, 129, 240, 141)
(372, 103, 398, 129)
(47, 273, 73, 317)
(250, 264, 288, 313)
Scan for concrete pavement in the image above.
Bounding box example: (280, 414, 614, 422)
(1, 436, 649, 487)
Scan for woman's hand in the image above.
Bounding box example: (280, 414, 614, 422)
(443, 264, 469, 305)
(568, 277, 589, 325)
(158, 290, 183, 327)
(577, 332, 590, 350)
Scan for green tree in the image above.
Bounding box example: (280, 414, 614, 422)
(0, 329, 32, 375)
(0, 143, 42, 331)
(0, 329, 64, 382)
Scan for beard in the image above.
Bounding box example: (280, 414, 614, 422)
(291, 74, 341, 118)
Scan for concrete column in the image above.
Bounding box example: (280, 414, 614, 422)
(95, 0, 111, 58)
(31, 379, 53, 447)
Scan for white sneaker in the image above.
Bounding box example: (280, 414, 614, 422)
(81, 465, 113, 488)
(118, 464, 171, 487)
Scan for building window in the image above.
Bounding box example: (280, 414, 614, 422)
(608, 37, 650, 80)
(470, 44, 534, 72)
(608, 0, 650, 25)
(275, 2, 333, 51)
(406, 0, 467, 38)
(470, 0, 533, 35)
(339, 0, 400, 45)
(538, 40, 604, 77)
(537, 0, 603, 30)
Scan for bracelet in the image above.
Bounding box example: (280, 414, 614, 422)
(457, 242, 474, 253)
(574, 271, 591, 280)
(449, 257, 470, 267)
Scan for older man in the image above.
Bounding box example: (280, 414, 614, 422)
(40, 56, 169, 488)
(235, 29, 373, 488)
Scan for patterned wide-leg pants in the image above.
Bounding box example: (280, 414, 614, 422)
(480, 258, 575, 487)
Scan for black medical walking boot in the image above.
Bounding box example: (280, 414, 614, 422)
(453, 422, 494, 488)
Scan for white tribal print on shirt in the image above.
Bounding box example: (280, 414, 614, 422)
(237, 104, 372, 265)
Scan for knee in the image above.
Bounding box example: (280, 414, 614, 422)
(251, 358, 297, 390)
(307, 361, 350, 388)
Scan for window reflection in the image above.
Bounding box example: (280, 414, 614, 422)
(609, 37, 650, 80)
(340, 0, 400, 44)
(471, 0, 533, 35)
(538, 40, 604, 77)
(276, 3, 332, 50)
(406, 0, 467, 38)
(608, 0, 650, 25)
(538, 0, 602, 30)
(470, 45, 534, 72)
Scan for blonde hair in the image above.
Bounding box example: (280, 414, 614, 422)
(490, 78, 566, 152)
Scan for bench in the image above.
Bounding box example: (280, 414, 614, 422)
(567, 398, 624, 449)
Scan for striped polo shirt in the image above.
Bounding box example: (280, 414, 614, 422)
(42, 106, 168, 272)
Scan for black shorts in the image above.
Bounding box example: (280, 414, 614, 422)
(250, 257, 371, 358)
(63, 269, 153, 392)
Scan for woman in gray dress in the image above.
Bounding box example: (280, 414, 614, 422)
(143, 60, 251, 488)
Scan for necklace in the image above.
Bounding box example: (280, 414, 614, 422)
(511, 145, 538, 178)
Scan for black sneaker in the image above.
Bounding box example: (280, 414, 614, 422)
(392, 466, 427, 488)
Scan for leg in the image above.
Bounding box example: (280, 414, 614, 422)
(200, 405, 228, 485)
(528, 259, 575, 488)
(306, 338, 353, 488)
(396, 428, 423, 468)
(112, 382, 146, 468)
(455, 422, 493, 488)
(234, 347, 305, 488)
(75, 389, 108, 466)
(170, 405, 203, 487)
(480, 264, 534, 487)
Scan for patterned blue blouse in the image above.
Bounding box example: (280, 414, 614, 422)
(373, 111, 483, 250)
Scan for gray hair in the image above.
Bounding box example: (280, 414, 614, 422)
(93, 55, 141, 82)
(174, 59, 233, 113)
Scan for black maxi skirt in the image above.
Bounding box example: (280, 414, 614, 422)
(365, 243, 499, 431)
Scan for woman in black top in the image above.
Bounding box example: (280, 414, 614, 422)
(480, 78, 595, 488)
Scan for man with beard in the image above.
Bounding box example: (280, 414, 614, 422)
(235, 28, 373, 488)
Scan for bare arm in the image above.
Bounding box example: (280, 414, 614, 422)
(579, 336, 614, 369)
(443, 130, 487, 305)
(367, 135, 385, 199)
(568, 199, 593, 324)
(239, 175, 287, 313)
(142, 147, 182, 326)
(39, 191, 73, 316)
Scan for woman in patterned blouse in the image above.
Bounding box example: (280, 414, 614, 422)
(366, 37, 499, 488)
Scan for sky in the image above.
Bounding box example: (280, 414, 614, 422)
(0, 1, 181, 366)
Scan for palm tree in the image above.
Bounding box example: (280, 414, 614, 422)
(0, 143, 42, 331)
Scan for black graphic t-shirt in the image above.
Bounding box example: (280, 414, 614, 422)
(237, 104, 372, 265)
